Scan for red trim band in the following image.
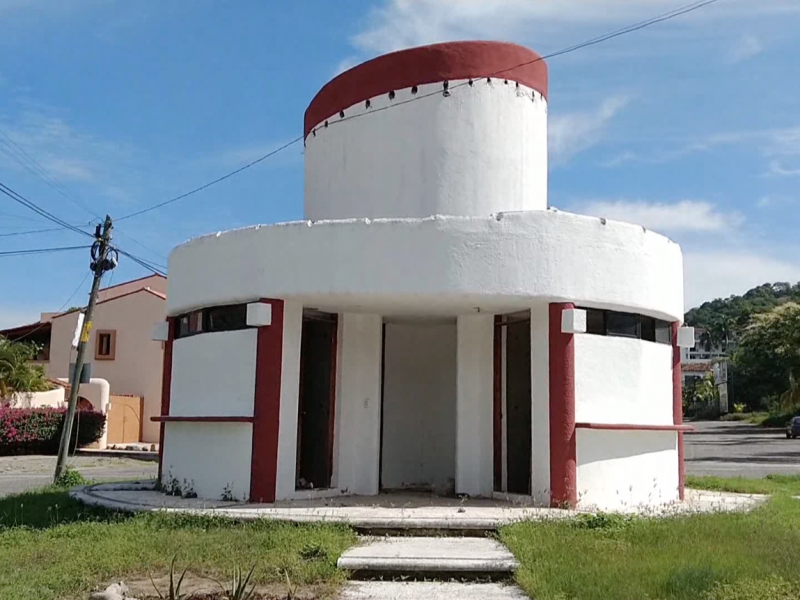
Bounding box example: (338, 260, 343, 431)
(152, 416, 254, 423)
(304, 41, 549, 137)
(157, 317, 175, 482)
(549, 303, 577, 508)
(672, 322, 685, 500)
(576, 423, 695, 432)
(250, 299, 285, 504)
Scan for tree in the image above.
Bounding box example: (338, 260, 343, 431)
(0, 336, 51, 401)
(732, 302, 800, 411)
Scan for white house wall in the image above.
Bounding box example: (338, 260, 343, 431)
(336, 313, 383, 496)
(381, 321, 457, 493)
(574, 336, 673, 426)
(304, 80, 548, 221)
(170, 329, 257, 418)
(162, 423, 253, 501)
(166, 211, 683, 322)
(455, 315, 494, 497)
(576, 430, 679, 510)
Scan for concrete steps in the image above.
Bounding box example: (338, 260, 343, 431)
(339, 581, 529, 599)
(337, 536, 518, 579)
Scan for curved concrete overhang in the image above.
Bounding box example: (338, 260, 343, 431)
(166, 210, 684, 322)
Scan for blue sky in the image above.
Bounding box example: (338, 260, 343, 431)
(1, 0, 799, 328)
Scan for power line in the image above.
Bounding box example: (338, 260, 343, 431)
(113, 0, 721, 223)
(0, 225, 77, 238)
(114, 247, 167, 276)
(6, 270, 93, 344)
(116, 136, 305, 222)
(0, 127, 99, 219)
(0, 181, 95, 239)
(0, 245, 91, 257)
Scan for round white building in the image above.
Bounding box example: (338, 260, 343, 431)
(154, 41, 690, 511)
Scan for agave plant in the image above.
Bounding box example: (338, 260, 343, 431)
(149, 556, 190, 600)
(217, 563, 258, 600)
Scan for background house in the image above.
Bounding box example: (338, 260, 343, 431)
(1, 274, 167, 443)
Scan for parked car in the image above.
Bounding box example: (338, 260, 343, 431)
(786, 416, 800, 439)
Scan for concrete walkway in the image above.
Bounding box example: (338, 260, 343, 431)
(70, 481, 769, 529)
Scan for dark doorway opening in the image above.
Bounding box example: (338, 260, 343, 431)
(296, 310, 338, 491)
(494, 312, 532, 495)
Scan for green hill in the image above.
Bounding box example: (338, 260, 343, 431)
(685, 282, 800, 329)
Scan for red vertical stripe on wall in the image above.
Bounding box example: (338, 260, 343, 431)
(157, 317, 175, 482)
(250, 299, 285, 503)
(549, 303, 577, 508)
(671, 322, 685, 501)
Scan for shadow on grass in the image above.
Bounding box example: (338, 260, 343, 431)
(0, 486, 130, 530)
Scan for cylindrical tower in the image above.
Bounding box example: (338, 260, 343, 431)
(303, 41, 549, 221)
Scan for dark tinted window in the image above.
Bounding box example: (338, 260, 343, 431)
(640, 317, 656, 342)
(606, 311, 639, 338)
(655, 320, 671, 345)
(586, 309, 605, 335)
(175, 310, 203, 339)
(204, 304, 248, 333)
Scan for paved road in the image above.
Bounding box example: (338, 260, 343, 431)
(685, 420, 800, 478)
(0, 455, 157, 497)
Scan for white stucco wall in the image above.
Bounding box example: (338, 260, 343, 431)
(335, 313, 383, 496)
(275, 301, 303, 501)
(167, 211, 683, 322)
(48, 290, 165, 442)
(170, 329, 258, 418)
(530, 303, 551, 503)
(455, 315, 494, 497)
(574, 336, 673, 426)
(304, 79, 548, 221)
(161, 422, 253, 501)
(576, 429, 679, 510)
(381, 321, 457, 493)
(11, 387, 65, 408)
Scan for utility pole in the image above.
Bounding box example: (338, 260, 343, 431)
(54, 215, 117, 482)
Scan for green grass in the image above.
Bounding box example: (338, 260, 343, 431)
(0, 486, 356, 600)
(720, 411, 795, 427)
(687, 474, 800, 496)
(502, 488, 800, 600)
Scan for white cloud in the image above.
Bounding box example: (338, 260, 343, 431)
(684, 250, 800, 309)
(333, 56, 360, 77)
(575, 199, 741, 233)
(727, 34, 764, 64)
(350, 0, 798, 55)
(549, 95, 631, 166)
(202, 140, 303, 170)
(766, 160, 800, 177)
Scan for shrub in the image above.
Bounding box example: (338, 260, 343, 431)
(54, 466, 89, 488)
(0, 407, 105, 455)
(0, 336, 51, 400)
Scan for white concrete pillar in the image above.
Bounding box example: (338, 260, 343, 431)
(530, 303, 550, 505)
(335, 313, 383, 496)
(455, 315, 494, 497)
(274, 301, 303, 501)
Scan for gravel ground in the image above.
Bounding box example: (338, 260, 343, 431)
(0, 455, 157, 497)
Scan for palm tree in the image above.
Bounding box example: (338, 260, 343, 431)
(0, 336, 50, 401)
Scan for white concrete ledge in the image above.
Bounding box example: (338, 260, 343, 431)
(70, 482, 771, 530)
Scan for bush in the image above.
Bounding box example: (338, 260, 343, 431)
(0, 407, 105, 455)
(54, 467, 89, 488)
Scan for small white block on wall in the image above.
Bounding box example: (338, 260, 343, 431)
(151, 321, 169, 342)
(561, 308, 587, 334)
(677, 326, 695, 348)
(247, 302, 272, 327)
